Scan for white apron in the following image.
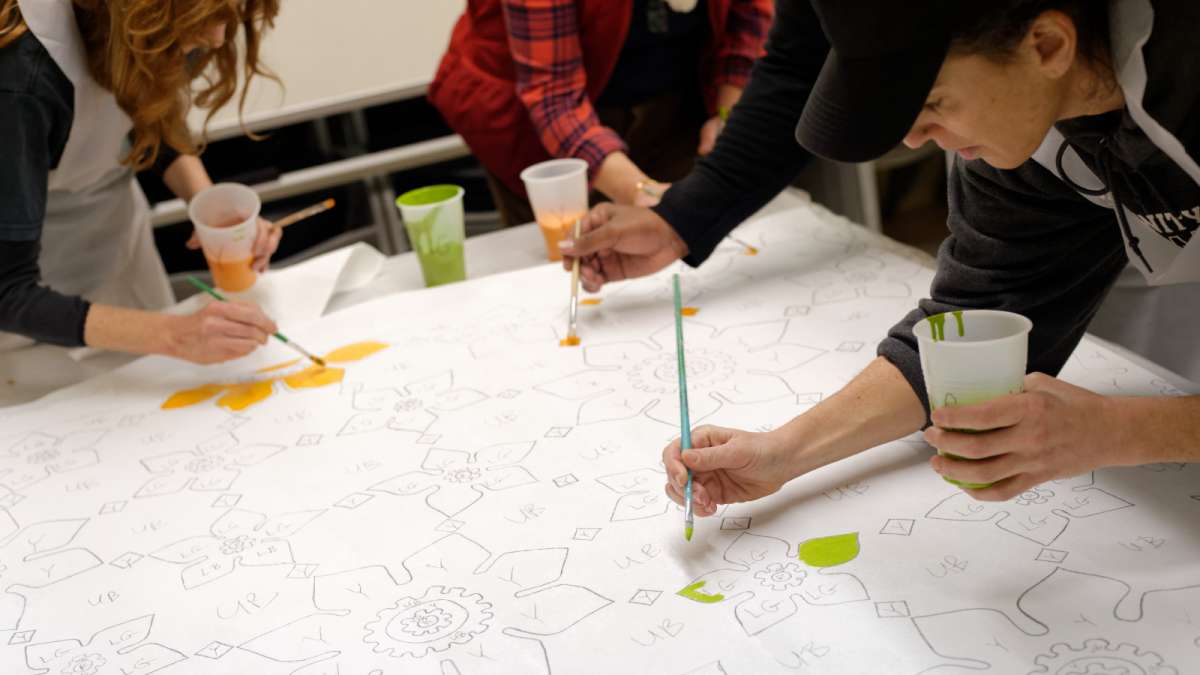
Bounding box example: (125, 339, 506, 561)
(0, 0, 174, 352)
(1030, 0, 1200, 382)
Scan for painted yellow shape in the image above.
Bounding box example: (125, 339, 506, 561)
(284, 366, 345, 389)
(580, 298, 602, 306)
(681, 307, 700, 316)
(256, 359, 301, 374)
(322, 341, 389, 364)
(163, 341, 386, 411)
(677, 581, 724, 603)
(559, 336, 581, 347)
(161, 384, 227, 409)
(216, 381, 275, 412)
(797, 532, 860, 568)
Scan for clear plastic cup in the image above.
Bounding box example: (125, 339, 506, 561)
(396, 185, 467, 287)
(520, 158, 588, 262)
(912, 309, 1033, 489)
(188, 183, 261, 292)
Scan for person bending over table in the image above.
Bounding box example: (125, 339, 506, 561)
(559, 0, 1200, 506)
(0, 0, 281, 364)
(428, 0, 772, 226)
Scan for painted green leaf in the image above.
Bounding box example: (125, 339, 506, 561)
(676, 581, 725, 603)
(797, 532, 860, 568)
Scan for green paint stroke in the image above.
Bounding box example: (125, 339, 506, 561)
(677, 581, 725, 603)
(797, 532, 860, 568)
(952, 310, 964, 337)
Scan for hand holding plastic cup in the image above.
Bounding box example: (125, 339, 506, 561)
(912, 309, 1033, 489)
(520, 158, 588, 262)
(188, 183, 261, 292)
(396, 185, 467, 287)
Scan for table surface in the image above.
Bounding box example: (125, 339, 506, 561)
(1, 189, 1194, 408)
(1, 197, 1197, 674)
(190, 0, 464, 141)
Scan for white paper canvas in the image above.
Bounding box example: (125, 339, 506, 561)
(0, 206, 1195, 675)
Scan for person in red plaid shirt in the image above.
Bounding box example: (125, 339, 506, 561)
(429, 0, 773, 227)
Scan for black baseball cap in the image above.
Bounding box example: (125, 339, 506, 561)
(796, 1, 979, 163)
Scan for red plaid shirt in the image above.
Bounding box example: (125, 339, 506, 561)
(503, 0, 773, 178)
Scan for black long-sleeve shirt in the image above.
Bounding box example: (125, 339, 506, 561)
(0, 29, 178, 347)
(655, 0, 1200, 415)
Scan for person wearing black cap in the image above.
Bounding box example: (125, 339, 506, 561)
(558, 0, 1200, 510)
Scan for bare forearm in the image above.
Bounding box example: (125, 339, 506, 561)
(593, 151, 651, 206)
(162, 155, 214, 202)
(1112, 395, 1200, 465)
(83, 304, 182, 358)
(776, 357, 927, 478)
(715, 84, 742, 112)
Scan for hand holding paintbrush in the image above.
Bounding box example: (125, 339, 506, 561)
(186, 276, 326, 368)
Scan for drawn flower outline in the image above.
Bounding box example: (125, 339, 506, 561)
(370, 442, 538, 518)
(239, 533, 611, 674)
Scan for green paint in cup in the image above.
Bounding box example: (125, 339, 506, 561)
(914, 310, 1033, 491)
(396, 185, 467, 287)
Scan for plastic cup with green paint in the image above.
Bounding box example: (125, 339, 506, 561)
(396, 185, 467, 287)
(912, 309, 1033, 489)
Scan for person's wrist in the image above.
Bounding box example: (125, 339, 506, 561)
(762, 424, 813, 482)
(158, 313, 188, 359)
(1104, 396, 1145, 466)
(652, 211, 689, 259)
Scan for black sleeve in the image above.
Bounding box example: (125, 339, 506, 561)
(653, 0, 828, 265)
(877, 156, 1129, 420)
(0, 240, 91, 346)
(0, 91, 59, 241)
(149, 140, 182, 178)
(0, 32, 89, 347)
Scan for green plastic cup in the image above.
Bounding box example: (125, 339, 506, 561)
(396, 185, 467, 287)
(913, 310, 1033, 489)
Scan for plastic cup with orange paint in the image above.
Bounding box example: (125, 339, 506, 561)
(188, 183, 261, 292)
(520, 158, 588, 262)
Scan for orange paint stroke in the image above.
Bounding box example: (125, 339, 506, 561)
(559, 336, 581, 347)
(323, 341, 389, 364)
(256, 358, 301, 374)
(681, 307, 700, 316)
(216, 381, 275, 411)
(162, 340, 388, 411)
(744, 246, 759, 256)
(162, 383, 227, 409)
(580, 298, 602, 306)
(284, 366, 345, 389)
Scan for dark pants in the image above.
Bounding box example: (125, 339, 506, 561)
(487, 89, 706, 227)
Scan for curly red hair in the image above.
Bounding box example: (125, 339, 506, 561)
(1, 0, 280, 170)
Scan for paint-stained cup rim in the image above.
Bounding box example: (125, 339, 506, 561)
(911, 309, 1033, 347)
(519, 158, 588, 185)
(396, 184, 463, 208)
(188, 183, 261, 234)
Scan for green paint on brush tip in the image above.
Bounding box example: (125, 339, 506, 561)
(797, 532, 860, 568)
(677, 581, 724, 603)
(685, 524, 693, 541)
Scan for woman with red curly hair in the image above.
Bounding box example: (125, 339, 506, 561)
(0, 0, 282, 364)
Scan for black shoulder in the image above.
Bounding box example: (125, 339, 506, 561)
(0, 29, 72, 104)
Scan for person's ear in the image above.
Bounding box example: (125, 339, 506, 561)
(1025, 10, 1077, 79)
